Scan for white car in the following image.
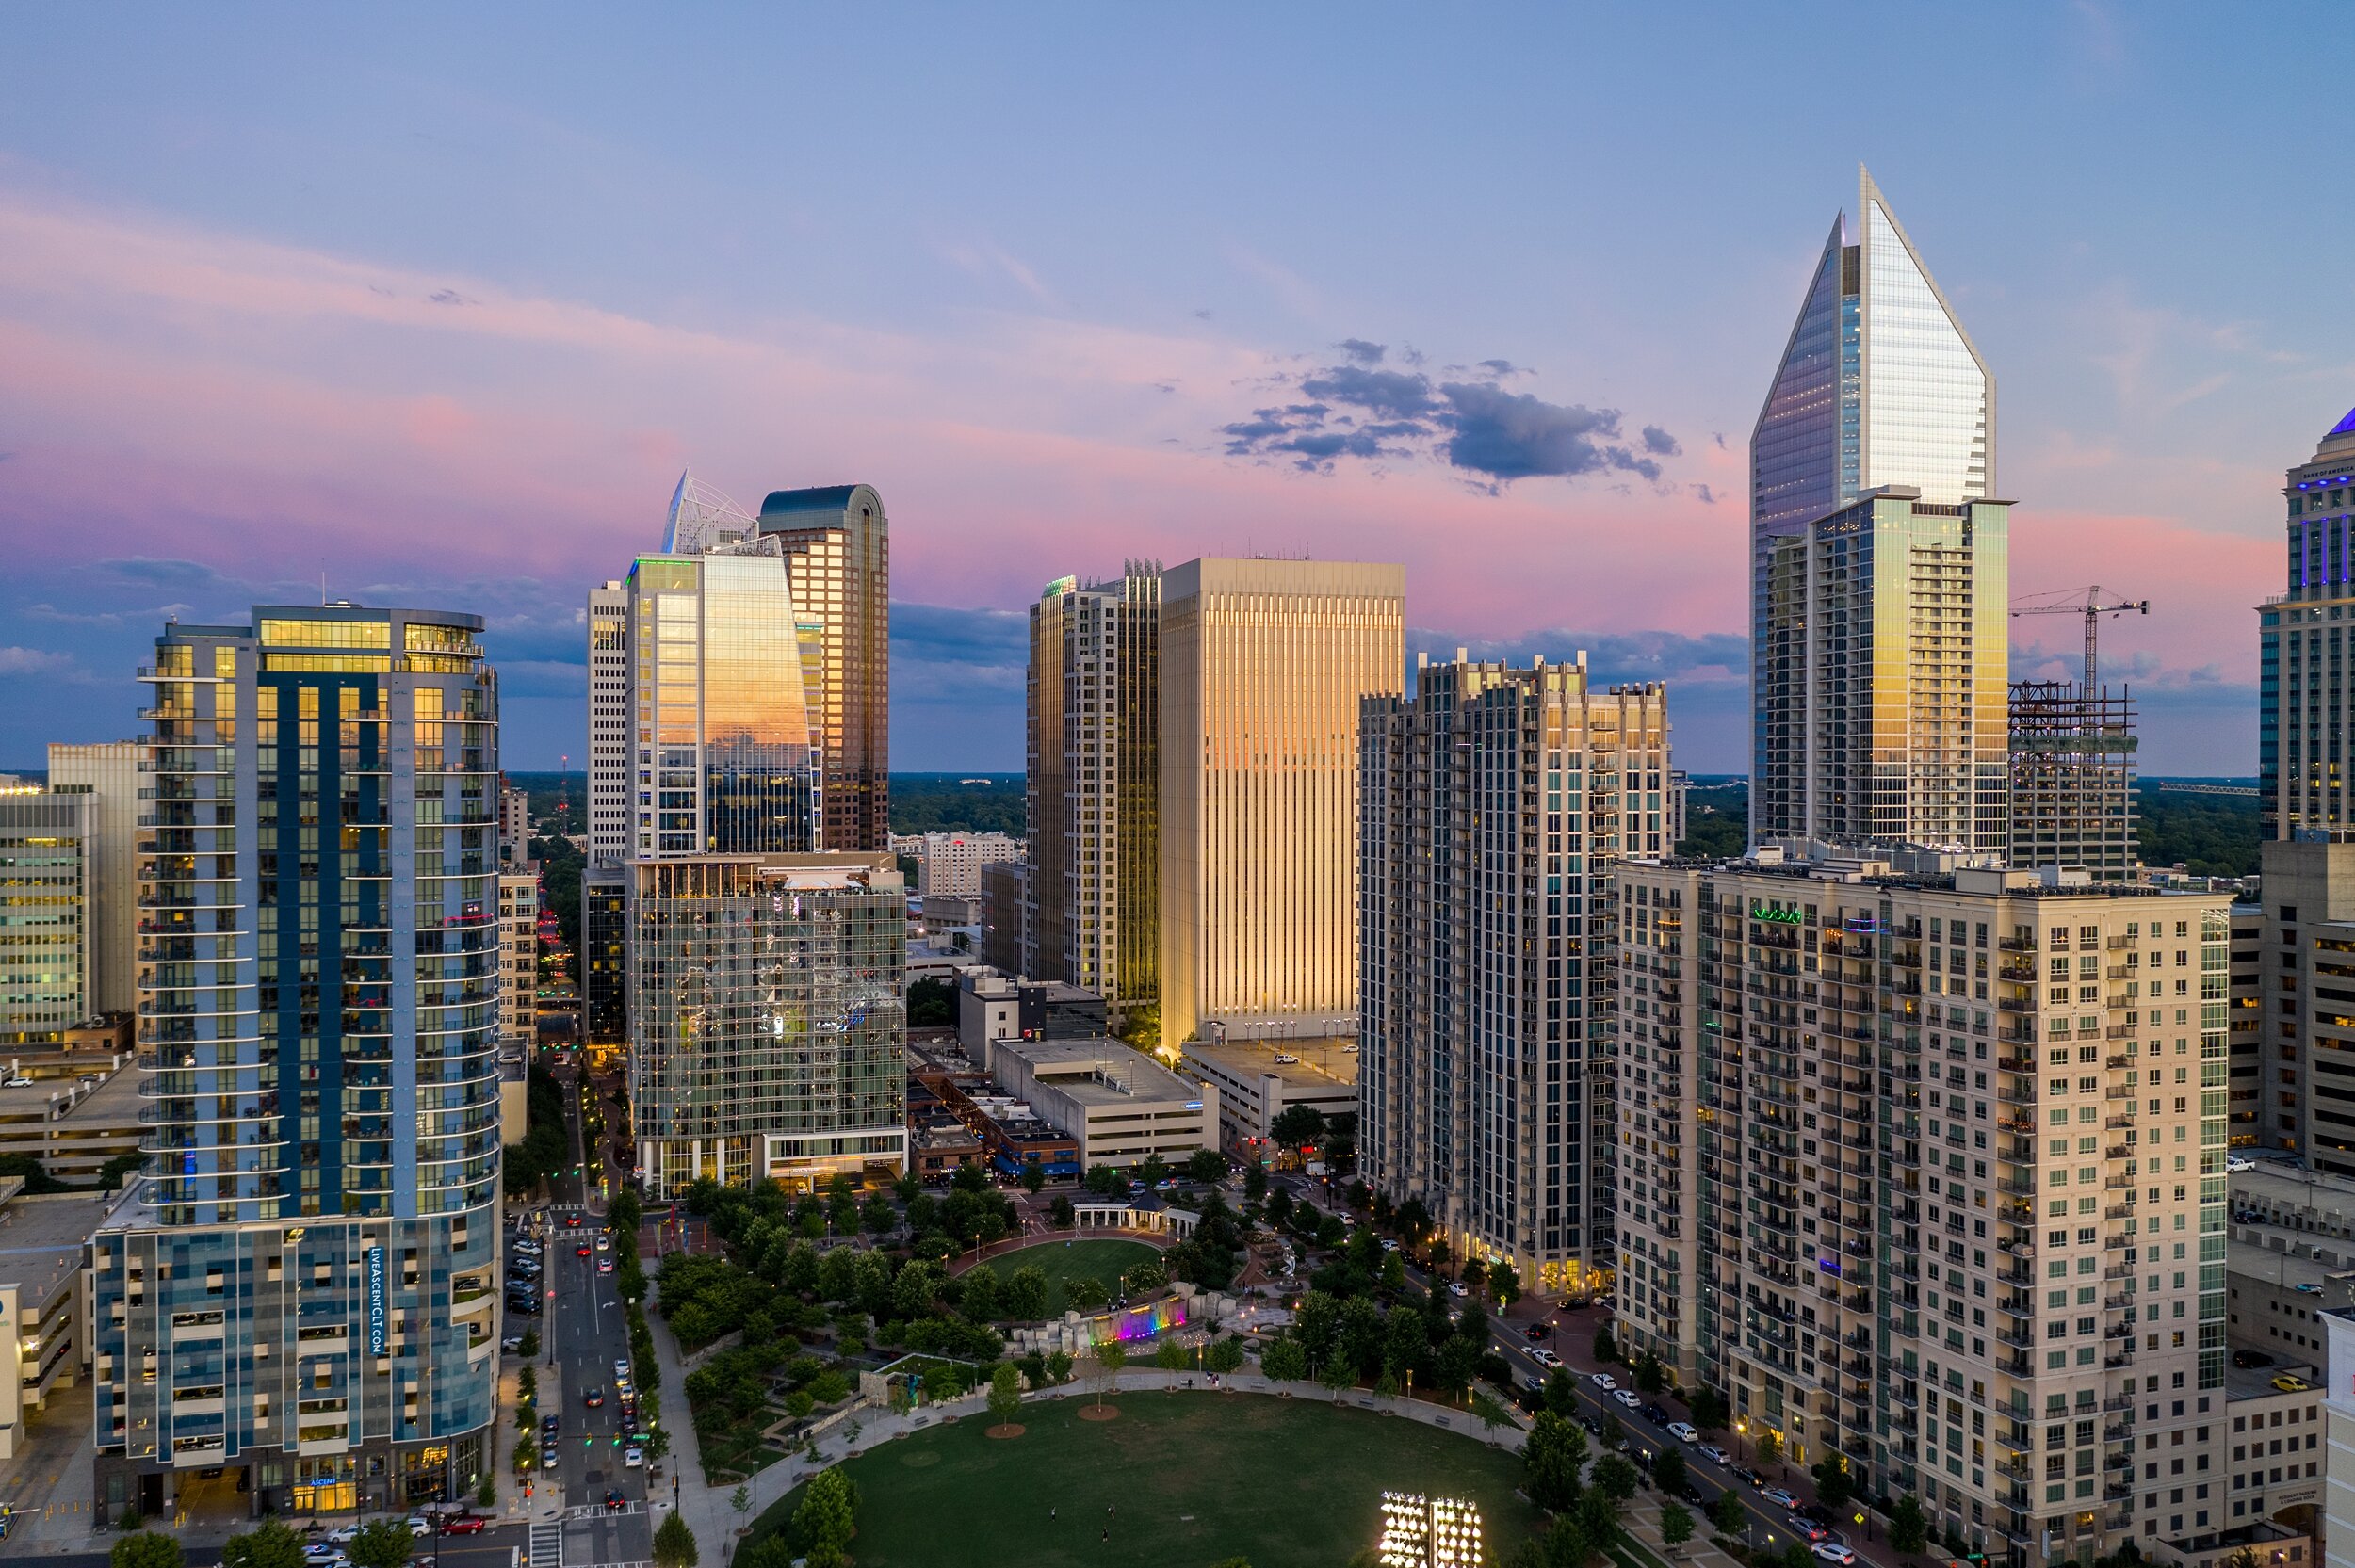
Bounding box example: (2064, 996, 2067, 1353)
(615, 1358, 633, 1380)
(1447, 1282, 1468, 1297)
(1531, 1348, 1561, 1368)
(1589, 1372, 1617, 1390)
(325, 1526, 363, 1545)
(1813, 1546, 1856, 1565)
(1667, 1421, 1698, 1443)
(624, 1446, 645, 1468)
(1612, 1387, 1640, 1408)
(1, 1076, 31, 1089)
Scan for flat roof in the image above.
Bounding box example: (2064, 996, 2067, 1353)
(1183, 1037, 1358, 1093)
(0, 1188, 110, 1303)
(0, 1062, 141, 1123)
(2229, 1237, 2355, 1290)
(995, 1037, 1203, 1107)
(2233, 1162, 2355, 1215)
(2224, 1358, 2320, 1402)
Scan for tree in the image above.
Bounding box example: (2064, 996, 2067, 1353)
(221, 1522, 306, 1568)
(1065, 1276, 1110, 1311)
(1260, 1336, 1309, 1384)
(1752, 1428, 1782, 1471)
(1573, 1485, 1624, 1554)
(1811, 1455, 1853, 1511)
(1019, 1162, 1048, 1194)
(1544, 1367, 1580, 1418)
(959, 1263, 1001, 1321)
(860, 1195, 899, 1237)
(518, 1327, 541, 1359)
(1592, 1323, 1620, 1365)
(988, 1363, 1023, 1429)
(1523, 1412, 1586, 1511)
(1270, 1103, 1326, 1150)
(653, 1509, 702, 1568)
(1187, 1148, 1226, 1184)
(1243, 1163, 1269, 1203)
(1687, 1386, 1729, 1433)
(111, 1533, 184, 1568)
(1712, 1489, 1747, 1538)
(1001, 1265, 1049, 1321)
(1206, 1336, 1245, 1375)
(1591, 1452, 1639, 1503)
(1632, 1350, 1665, 1395)
(1156, 1337, 1191, 1372)
(731, 1485, 751, 1524)
(1048, 1194, 1075, 1228)
(1136, 1153, 1171, 1188)
(1460, 1256, 1487, 1294)
(1653, 1445, 1686, 1497)
(1888, 1494, 1929, 1556)
(1084, 1164, 1126, 1197)
(1046, 1349, 1074, 1384)
(906, 976, 955, 1027)
(1661, 1503, 1696, 1558)
(1320, 1354, 1356, 1401)
(1492, 1269, 1523, 1312)
(1092, 1342, 1127, 1410)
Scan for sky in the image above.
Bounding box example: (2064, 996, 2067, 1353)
(1, 4, 2347, 774)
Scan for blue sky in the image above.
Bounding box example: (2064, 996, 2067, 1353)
(0, 4, 2344, 772)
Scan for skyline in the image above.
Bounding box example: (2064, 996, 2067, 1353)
(4, 7, 2347, 772)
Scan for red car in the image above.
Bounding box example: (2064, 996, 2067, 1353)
(441, 1515, 489, 1536)
(577, 1244, 592, 1256)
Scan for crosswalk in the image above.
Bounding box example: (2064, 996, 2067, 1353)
(528, 1519, 564, 1567)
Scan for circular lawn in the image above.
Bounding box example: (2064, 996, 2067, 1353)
(750, 1390, 1545, 1567)
(971, 1237, 1162, 1316)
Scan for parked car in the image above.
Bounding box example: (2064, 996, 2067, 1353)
(614, 1358, 633, 1380)
(1787, 1517, 1829, 1544)
(1699, 1444, 1730, 1464)
(1589, 1372, 1617, 1390)
(1730, 1465, 1762, 1488)
(500, 1335, 525, 1353)
(1531, 1349, 1561, 1369)
(1641, 1403, 1668, 1423)
(440, 1516, 488, 1536)
(1813, 1545, 1857, 1565)
(1523, 1322, 1549, 1342)
(1612, 1388, 1640, 1408)
(1667, 1421, 1699, 1443)
(325, 1526, 363, 1545)
(1762, 1486, 1798, 1509)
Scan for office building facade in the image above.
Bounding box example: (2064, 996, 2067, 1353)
(1026, 564, 1160, 1011)
(1359, 655, 1670, 1292)
(1160, 557, 1405, 1051)
(496, 871, 537, 1045)
(1612, 855, 2229, 1568)
(757, 485, 891, 853)
(49, 740, 143, 1016)
(92, 606, 502, 1515)
(1754, 489, 2012, 853)
(626, 853, 906, 1198)
(2259, 408, 2355, 841)
(498, 784, 529, 870)
(586, 579, 631, 865)
(1751, 168, 1999, 850)
(2251, 840, 2355, 1172)
(902, 832, 1023, 899)
(0, 784, 92, 1045)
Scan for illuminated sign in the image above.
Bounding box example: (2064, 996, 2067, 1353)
(1749, 904, 1805, 926)
(365, 1246, 387, 1356)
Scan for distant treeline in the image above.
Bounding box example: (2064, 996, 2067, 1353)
(2136, 781, 2258, 879)
(498, 771, 1027, 840)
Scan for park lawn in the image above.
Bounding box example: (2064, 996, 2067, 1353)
(751, 1390, 1548, 1568)
(976, 1237, 1160, 1316)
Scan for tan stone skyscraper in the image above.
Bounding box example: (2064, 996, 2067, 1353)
(759, 484, 891, 851)
(1158, 558, 1405, 1052)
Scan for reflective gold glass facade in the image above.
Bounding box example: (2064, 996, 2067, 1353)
(757, 485, 890, 852)
(1159, 558, 1405, 1052)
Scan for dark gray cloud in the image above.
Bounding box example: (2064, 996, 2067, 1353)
(1693, 483, 1719, 506)
(1222, 345, 1675, 485)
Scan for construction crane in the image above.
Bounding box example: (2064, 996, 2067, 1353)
(2009, 586, 2149, 691)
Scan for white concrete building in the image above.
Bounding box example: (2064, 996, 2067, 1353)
(985, 1036, 1215, 1171)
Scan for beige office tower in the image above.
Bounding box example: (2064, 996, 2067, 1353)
(586, 579, 631, 865)
(497, 870, 538, 1045)
(1026, 564, 1160, 1012)
(1159, 558, 1404, 1053)
(1360, 655, 1669, 1292)
(47, 740, 141, 1015)
(1614, 852, 2230, 1568)
(757, 485, 890, 852)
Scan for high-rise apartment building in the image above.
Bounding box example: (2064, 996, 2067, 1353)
(1025, 564, 1159, 1010)
(2250, 840, 2355, 1171)
(92, 606, 502, 1516)
(1752, 168, 1999, 851)
(585, 579, 631, 865)
(49, 739, 142, 1015)
(498, 782, 530, 869)
(2258, 408, 2355, 841)
(2226, 903, 2262, 1151)
(497, 871, 538, 1045)
(2008, 682, 2138, 877)
(1159, 558, 1405, 1051)
(1753, 488, 2012, 852)
(901, 832, 1023, 899)
(757, 485, 890, 853)
(0, 783, 92, 1044)
(626, 853, 905, 1197)
(1612, 853, 2230, 1568)
(1359, 655, 1670, 1292)
(582, 865, 626, 1049)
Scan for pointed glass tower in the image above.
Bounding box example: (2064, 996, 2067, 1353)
(1750, 168, 2005, 850)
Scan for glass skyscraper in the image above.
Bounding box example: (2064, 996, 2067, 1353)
(2258, 406, 2355, 839)
(92, 606, 500, 1517)
(757, 485, 891, 853)
(1751, 168, 2004, 851)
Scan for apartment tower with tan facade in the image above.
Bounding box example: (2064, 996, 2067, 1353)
(1158, 558, 1405, 1053)
(1612, 853, 2230, 1568)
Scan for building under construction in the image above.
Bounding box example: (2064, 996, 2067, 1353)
(2006, 679, 2139, 875)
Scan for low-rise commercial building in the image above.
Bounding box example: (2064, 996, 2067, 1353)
(0, 1053, 141, 1187)
(955, 969, 1108, 1057)
(983, 1036, 1214, 1172)
(1179, 1037, 1356, 1155)
(0, 1178, 108, 1460)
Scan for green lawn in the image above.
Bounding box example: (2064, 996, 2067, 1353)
(975, 1237, 1160, 1316)
(751, 1391, 1547, 1568)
